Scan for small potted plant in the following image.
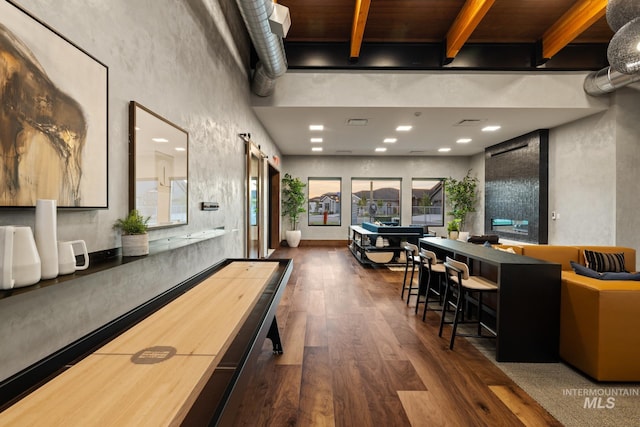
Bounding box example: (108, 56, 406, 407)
(281, 173, 306, 247)
(447, 218, 461, 240)
(114, 209, 150, 256)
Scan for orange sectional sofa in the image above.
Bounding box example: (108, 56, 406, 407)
(496, 244, 638, 382)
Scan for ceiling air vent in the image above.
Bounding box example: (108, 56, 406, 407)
(454, 119, 485, 127)
(346, 118, 368, 126)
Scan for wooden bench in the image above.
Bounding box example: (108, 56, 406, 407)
(0, 260, 291, 426)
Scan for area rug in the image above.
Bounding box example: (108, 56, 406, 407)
(469, 338, 640, 427)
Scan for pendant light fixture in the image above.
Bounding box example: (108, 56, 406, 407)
(608, 17, 640, 74)
(606, 0, 640, 74)
(606, 0, 640, 32)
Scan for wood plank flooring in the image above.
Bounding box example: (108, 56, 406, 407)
(233, 246, 561, 427)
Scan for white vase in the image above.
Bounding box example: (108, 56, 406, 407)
(285, 230, 301, 248)
(35, 199, 58, 279)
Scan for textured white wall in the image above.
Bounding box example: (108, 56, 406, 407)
(614, 87, 640, 254)
(548, 86, 640, 269)
(253, 71, 609, 110)
(1, 0, 281, 251)
(548, 111, 617, 245)
(0, 0, 281, 381)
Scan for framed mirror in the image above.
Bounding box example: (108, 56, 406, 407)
(129, 101, 188, 229)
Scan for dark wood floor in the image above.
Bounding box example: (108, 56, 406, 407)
(233, 245, 561, 427)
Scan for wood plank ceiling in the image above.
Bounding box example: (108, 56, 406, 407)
(276, 0, 613, 70)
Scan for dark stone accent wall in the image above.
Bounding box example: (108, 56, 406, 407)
(485, 130, 549, 244)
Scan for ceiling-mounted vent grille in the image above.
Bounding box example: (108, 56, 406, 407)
(346, 118, 368, 126)
(454, 119, 485, 126)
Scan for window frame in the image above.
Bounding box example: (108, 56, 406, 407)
(350, 178, 402, 225)
(307, 177, 342, 226)
(410, 178, 445, 227)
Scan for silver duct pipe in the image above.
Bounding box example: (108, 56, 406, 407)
(584, 66, 640, 96)
(236, 0, 288, 97)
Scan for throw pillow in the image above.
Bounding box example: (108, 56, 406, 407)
(570, 261, 602, 279)
(583, 250, 626, 273)
(600, 271, 640, 281)
(570, 261, 640, 281)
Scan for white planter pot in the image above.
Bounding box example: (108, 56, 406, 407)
(122, 233, 149, 256)
(448, 231, 459, 240)
(285, 230, 302, 248)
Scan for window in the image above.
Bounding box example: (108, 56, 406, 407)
(411, 178, 444, 226)
(170, 179, 188, 223)
(351, 178, 401, 225)
(308, 178, 341, 226)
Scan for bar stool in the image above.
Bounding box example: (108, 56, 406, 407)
(438, 256, 498, 350)
(418, 249, 447, 318)
(401, 243, 420, 304)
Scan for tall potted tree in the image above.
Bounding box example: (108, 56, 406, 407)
(445, 170, 479, 238)
(281, 173, 306, 247)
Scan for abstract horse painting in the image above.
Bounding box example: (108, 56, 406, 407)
(0, 22, 87, 206)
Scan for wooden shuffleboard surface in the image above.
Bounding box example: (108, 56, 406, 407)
(0, 261, 279, 426)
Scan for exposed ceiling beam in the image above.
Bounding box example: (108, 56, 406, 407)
(445, 0, 496, 63)
(541, 0, 607, 61)
(350, 0, 372, 61)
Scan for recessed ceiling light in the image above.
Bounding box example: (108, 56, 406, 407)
(396, 125, 412, 131)
(456, 138, 472, 143)
(438, 148, 451, 152)
(175, 147, 186, 152)
(311, 147, 323, 152)
(383, 138, 397, 143)
(482, 125, 501, 132)
(309, 125, 324, 131)
(375, 147, 387, 152)
(152, 137, 169, 143)
(310, 137, 323, 143)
